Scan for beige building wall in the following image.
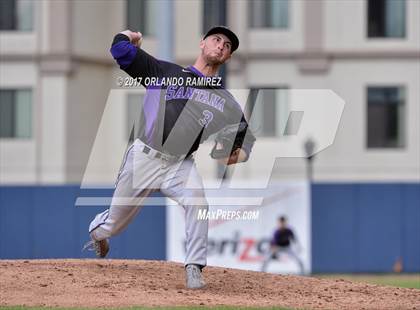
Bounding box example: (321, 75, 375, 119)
(0, 0, 419, 185)
(226, 0, 420, 182)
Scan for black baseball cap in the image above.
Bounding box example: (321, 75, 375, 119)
(203, 26, 239, 53)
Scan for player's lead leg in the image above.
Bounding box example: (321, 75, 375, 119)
(161, 158, 209, 267)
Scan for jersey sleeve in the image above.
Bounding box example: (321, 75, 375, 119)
(110, 33, 164, 82)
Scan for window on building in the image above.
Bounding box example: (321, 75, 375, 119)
(0, 0, 34, 31)
(367, 86, 405, 148)
(202, 0, 226, 34)
(126, 0, 157, 36)
(246, 88, 289, 137)
(367, 0, 406, 38)
(0, 89, 32, 138)
(126, 93, 144, 143)
(249, 0, 289, 29)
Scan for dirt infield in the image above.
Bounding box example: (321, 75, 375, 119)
(0, 260, 419, 309)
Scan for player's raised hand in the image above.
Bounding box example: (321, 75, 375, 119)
(119, 30, 143, 48)
(131, 31, 143, 48)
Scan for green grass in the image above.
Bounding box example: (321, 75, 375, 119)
(315, 273, 420, 289)
(0, 307, 293, 310)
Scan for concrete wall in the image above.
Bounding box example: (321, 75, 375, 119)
(0, 63, 38, 183)
(324, 0, 420, 51)
(1, 0, 419, 184)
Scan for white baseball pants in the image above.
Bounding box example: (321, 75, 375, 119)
(88, 139, 208, 267)
(261, 246, 305, 274)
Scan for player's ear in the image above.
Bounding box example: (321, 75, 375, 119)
(199, 39, 205, 50)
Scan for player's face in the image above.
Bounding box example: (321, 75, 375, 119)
(200, 34, 232, 65)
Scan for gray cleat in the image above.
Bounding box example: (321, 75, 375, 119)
(185, 264, 206, 289)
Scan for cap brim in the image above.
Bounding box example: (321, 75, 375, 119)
(204, 26, 239, 53)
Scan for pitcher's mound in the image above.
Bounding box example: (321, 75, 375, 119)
(0, 259, 418, 309)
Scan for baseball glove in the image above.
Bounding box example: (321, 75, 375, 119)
(210, 122, 256, 159)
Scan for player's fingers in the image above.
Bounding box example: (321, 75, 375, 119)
(132, 31, 142, 41)
(134, 32, 143, 47)
(227, 152, 239, 165)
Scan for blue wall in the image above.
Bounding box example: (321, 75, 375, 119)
(0, 183, 419, 273)
(312, 183, 420, 273)
(0, 186, 166, 260)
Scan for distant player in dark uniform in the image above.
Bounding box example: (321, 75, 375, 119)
(84, 26, 256, 289)
(261, 216, 304, 274)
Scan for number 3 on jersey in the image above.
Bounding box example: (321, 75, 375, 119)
(198, 110, 213, 128)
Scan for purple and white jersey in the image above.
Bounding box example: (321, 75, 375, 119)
(110, 33, 255, 158)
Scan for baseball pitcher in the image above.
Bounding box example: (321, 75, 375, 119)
(84, 26, 256, 289)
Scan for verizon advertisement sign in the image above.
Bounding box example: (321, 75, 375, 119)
(166, 181, 311, 274)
